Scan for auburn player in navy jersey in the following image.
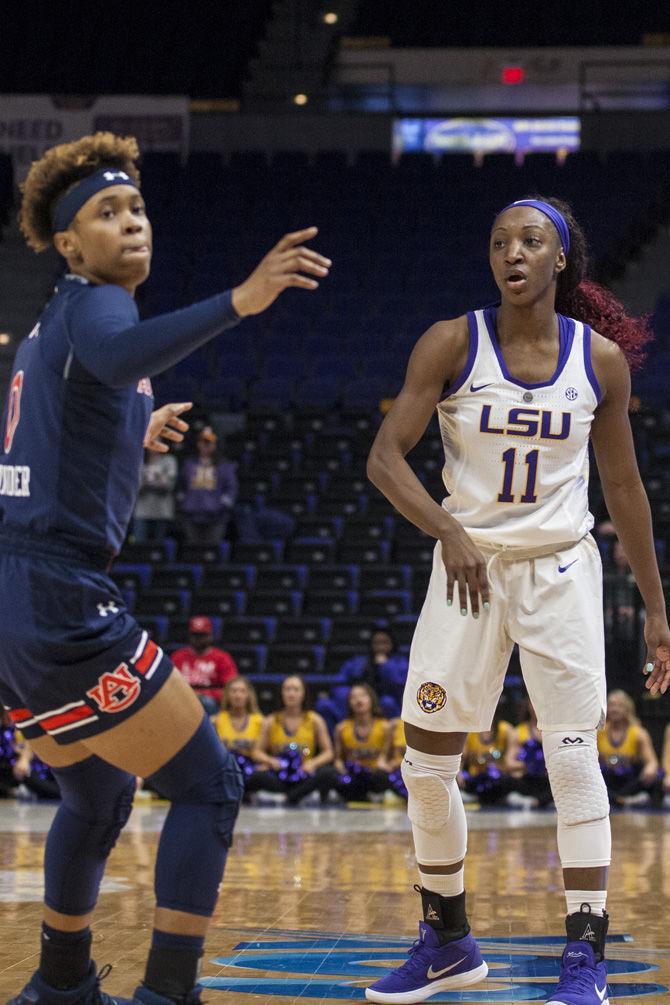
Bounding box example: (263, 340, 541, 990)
(365, 197, 670, 1005)
(0, 132, 330, 1005)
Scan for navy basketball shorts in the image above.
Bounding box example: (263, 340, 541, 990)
(0, 539, 172, 745)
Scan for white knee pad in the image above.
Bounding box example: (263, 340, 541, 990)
(401, 747, 467, 866)
(544, 730, 611, 868)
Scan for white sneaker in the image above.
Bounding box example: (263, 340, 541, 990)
(505, 792, 539, 810)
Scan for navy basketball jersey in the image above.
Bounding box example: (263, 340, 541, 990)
(0, 275, 153, 558)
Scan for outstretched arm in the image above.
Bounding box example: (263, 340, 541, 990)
(591, 335, 670, 694)
(69, 228, 331, 387)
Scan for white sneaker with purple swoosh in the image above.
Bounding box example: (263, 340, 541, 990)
(546, 941, 609, 1005)
(364, 922, 487, 1003)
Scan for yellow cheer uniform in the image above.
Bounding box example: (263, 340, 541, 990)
(339, 718, 387, 768)
(463, 721, 512, 775)
(392, 718, 406, 752)
(214, 711, 263, 754)
(268, 711, 317, 757)
(597, 724, 642, 766)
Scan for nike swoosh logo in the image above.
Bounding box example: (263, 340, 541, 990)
(426, 958, 466, 979)
(469, 382, 493, 393)
(558, 559, 579, 573)
(596, 985, 608, 1002)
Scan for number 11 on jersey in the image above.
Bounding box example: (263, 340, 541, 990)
(498, 447, 539, 504)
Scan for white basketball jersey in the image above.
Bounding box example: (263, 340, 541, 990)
(436, 306, 601, 548)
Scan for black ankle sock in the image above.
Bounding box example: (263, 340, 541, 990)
(566, 904, 609, 962)
(143, 931, 203, 1003)
(39, 924, 92, 990)
(417, 886, 470, 945)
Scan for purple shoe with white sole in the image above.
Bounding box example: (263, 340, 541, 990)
(546, 941, 609, 1005)
(365, 922, 488, 1003)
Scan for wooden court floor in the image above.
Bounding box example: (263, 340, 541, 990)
(0, 801, 668, 1003)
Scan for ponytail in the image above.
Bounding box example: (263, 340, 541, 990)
(532, 195, 652, 372)
(558, 278, 652, 373)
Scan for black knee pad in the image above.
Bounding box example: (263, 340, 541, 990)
(146, 715, 244, 808)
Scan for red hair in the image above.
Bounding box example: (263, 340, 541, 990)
(559, 280, 652, 374)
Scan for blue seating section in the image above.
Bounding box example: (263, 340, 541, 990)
(142, 148, 670, 414)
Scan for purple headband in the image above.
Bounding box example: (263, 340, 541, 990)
(498, 199, 571, 253)
(52, 168, 138, 233)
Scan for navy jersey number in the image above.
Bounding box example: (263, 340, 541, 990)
(498, 447, 539, 504)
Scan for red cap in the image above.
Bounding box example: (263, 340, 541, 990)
(189, 616, 213, 634)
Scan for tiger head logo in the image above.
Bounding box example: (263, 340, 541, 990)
(416, 681, 447, 714)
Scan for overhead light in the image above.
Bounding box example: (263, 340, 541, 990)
(323, 11, 339, 24)
(0, 333, 11, 345)
(293, 93, 309, 106)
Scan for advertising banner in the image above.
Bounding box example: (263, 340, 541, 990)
(394, 117, 580, 156)
(0, 95, 189, 180)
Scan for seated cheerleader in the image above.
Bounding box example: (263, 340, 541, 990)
(251, 674, 337, 805)
(505, 694, 553, 808)
(212, 677, 275, 796)
(334, 684, 391, 802)
(597, 689, 662, 807)
(382, 717, 408, 800)
(0, 710, 60, 799)
(460, 704, 515, 805)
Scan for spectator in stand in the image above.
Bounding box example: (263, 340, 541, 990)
(505, 694, 553, 809)
(460, 706, 515, 806)
(133, 449, 178, 542)
(0, 710, 60, 799)
(597, 689, 662, 807)
(171, 616, 238, 714)
(333, 684, 391, 802)
(603, 539, 637, 639)
(317, 629, 408, 733)
(212, 677, 275, 798)
(178, 426, 238, 544)
(249, 674, 337, 805)
(661, 721, 670, 805)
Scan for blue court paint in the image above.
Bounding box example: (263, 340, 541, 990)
(205, 930, 667, 1000)
(211, 950, 655, 979)
(201, 977, 667, 1001)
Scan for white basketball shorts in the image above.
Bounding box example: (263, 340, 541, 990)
(402, 534, 606, 733)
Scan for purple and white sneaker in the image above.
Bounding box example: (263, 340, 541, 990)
(546, 941, 609, 1005)
(365, 922, 488, 1003)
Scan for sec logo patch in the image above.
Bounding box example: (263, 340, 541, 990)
(417, 682, 447, 713)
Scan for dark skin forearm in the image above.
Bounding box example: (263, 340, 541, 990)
(367, 447, 457, 541)
(601, 478, 665, 615)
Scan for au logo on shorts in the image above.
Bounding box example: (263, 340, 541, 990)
(87, 663, 141, 713)
(416, 681, 447, 713)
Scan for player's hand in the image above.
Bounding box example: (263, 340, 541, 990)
(643, 614, 670, 695)
(231, 227, 331, 317)
(144, 402, 192, 453)
(440, 525, 490, 618)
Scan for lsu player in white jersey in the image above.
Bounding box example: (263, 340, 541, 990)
(365, 197, 670, 1005)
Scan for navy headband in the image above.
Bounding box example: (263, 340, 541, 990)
(498, 199, 570, 253)
(52, 168, 138, 233)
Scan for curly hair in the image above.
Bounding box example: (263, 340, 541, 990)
(519, 195, 652, 372)
(19, 132, 141, 252)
